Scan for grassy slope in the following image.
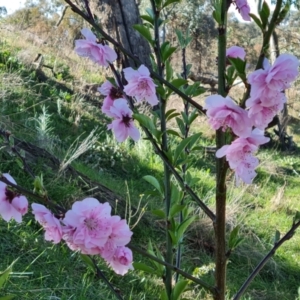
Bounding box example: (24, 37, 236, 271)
(1, 24, 300, 300)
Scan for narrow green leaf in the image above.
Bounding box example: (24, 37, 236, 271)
(165, 109, 177, 119)
(176, 117, 185, 136)
(162, 0, 180, 9)
(171, 183, 183, 205)
(162, 46, 177, 62)
(274, 230, 281, 244)
(259, 1, 270, 28)
(168, 230, 178, 245)
(174, 133, 202, 166)
(80, 254, 95, 270)
(171, 78, 188, 89)
(0, 295, 16, 300)
(170, 204, 185, 218)
(167, 129, 182, 138)
(228, 225, 240, 249)
(175, 29, 184, 48)
(133, 24, 153, 46)
(133, 262, 159, 275)
(172, 280, 188, 300)
(293, 210, 300, 223)
(227, 57, 246, 80)
(152, 209, 166, 219)
(141, 15, 154, 26)
(145, 8, 154, 19)
(177, 216, 196, 240)
(250, 13, 263, 31)
(161, 289, 169, 300)
(277, 1, 291, 24)
(188, 110, 199, 125)
(143, 175, 163, 195)
(166, 59, 173, 82)
(212, 10, 221, 24)
(0, 259, 18, 289)
(167, 112, 181, 122)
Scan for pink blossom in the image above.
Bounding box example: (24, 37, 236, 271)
(216, 129, 269, 183)
(75, 28, 117, 67)
(249, 55, 299, 95)
(235, 0, 251, 21)
(204, 95, 252, 137)
(265, 54, 299, 91)
(100, 217, 133, 260)
(226, 46, 246, 60)
(0, 174, 28, 223)
(108, 99, 140, 142)
(32, 203, 63, 244)
(62, 198, 113, 254)
(98, 81, 123, 117)
(106, 246, 134, 275)
(123, 65, 158, 106)
(246, 96, 285, 130)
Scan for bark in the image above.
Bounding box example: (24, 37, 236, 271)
(90, 0, 152, 69)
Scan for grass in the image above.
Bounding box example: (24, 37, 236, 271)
(1, 23, 300, 300)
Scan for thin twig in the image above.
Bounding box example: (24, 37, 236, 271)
(91, 257, 124, 300)
(233, 220, 300, 300)
(129, 244, 217, 294)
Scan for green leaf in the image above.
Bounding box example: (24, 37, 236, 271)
(259, 1, 270, 29)
(80, 254, 95, 270)
(170, 204, 185, 218)
(0, 259, 18, 289)
(171, 280, 188, 300)
(227, 57, 246, 81)
(174, 133, 202, 166)
(134, 113, 161, 140)
(171, 183, 184, 205)
(171, 78, 188, 89)
(293, 210, 300, 224)
(188, 109, 199, 125)
(250, 13, 263, 31)
(145, 8, 154, 19)
(133, 24, 153, 46)
(133, 262, 160, 275)
(162, 0, 181, 9)
(0, 295, 16, 300)
(166, 112, 181, 122)
(152, 209, 166, 219)
(212, 9, 221, 24)
(143, 175, 164, 195)
(277, 1, 291, 24)
(175, 29, 184, 48)
(161, 41, 177, 62)
(161, 289, 169, 300)
(166, 59, 174, 82)
(167, 129, 181, 138)
(274, 230, 281, 245)
(177, 216, 196, 241)
(176, 117, 185, 136)
(168, 230, 178, 245)
(228, 225, 240, 249)
(147, 240, 164, 275)
(141, 15, 154, 26)
(175, 29, 192, 49)
(166, 109, 178, 120)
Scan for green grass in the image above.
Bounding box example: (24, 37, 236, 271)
(1, 28, 300, 300)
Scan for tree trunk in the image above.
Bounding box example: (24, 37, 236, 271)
(90, 0, 152, 69)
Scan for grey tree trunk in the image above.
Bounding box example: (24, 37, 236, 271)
(90, 0, 152, 69)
